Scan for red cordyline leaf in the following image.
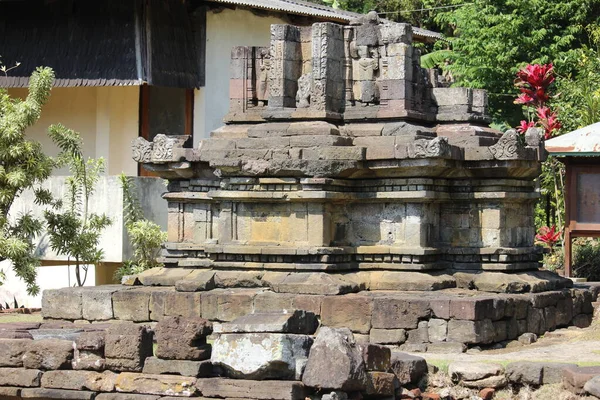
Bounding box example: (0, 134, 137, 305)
(514, 63, 555, 107)
(535, 225, 562, 247)
(516, 120, 535, 134)
(536, 106, 562, 139)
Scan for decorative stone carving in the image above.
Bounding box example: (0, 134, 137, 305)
(489, 130, 525, 160)
(151, 134, 175, 162)
(131, 137, 153, 163)
(408, 137, 451, 158)
(296, 73, 311, 108)
(257, 48, 271, 107)
(349, 12, 381, 106)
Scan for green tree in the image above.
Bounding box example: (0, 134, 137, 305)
(44, 126, 111, 287)
(433, 0, 600, 126)
(113, 174, 167, 282)
(0, 66, 68, 295)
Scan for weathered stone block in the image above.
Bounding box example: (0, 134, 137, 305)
(42, 287, 83, 320)
(505, 362, 543, 386)
(302, 327, 367, 391)
(81, 285, 121, 321)
(359, 344, 391, 372)
(20, 388, 95, 399)
(163, 291, 202, 318)
(22, 339, 74, 370)
(197, 378, 311, 400)
(449, 362, 506, 389)
(389, 352, 427, 385)
(274, 273, 358, 296)
(542, 363, 577, 384)
(142, 357, 213, 377)
(426, 341, 466, 354)
(365, 371, 396, 396)
(72, 349, 105, 371)
(105, 323, 153, 372)
(407, 320, 429, 344)
(253, 291, 295, 313)
(112, 288, 152, 322)
(212, 333, 312, 379)
(447, 319, 495, 344)
(75, 331, 105, 351)
(41, 370, 117, 392)
(115, 373, 197, 397)
(563, 366, 600, 394)
(321, 295, 372, 334)
(450, 298, 494, 320)
(96, 394, 160, 400)
(0, 339, 29, 367)
(201, 289, 259, 321)
(371, 297, 430, 329)
(369, 328, 407, 345)
(427, 319, 447, 342)
(0, 368, 42, 387)
(220, 310, 318, 334)
(175, 270, 215, 292)
(155, 316, 212, 360)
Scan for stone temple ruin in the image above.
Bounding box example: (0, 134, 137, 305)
(0, 14, 597, 400)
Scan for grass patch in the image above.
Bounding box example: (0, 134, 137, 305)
(426, 359, 450, 373)
(0, 313, 42, 323)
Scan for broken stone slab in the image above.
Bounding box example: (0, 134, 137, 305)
(72, 349, 105, 371)
(142, 357, 213, 377)
(115, 373, 197, 397)
(75, 331, 105, 351)
(272, 273, 359, 295)
(22, 339, 74, 370)
(448, 362, 507, 389)
(364, 371, 397, 397)
(175, 270, 216, 292)
(389, 352, 427, 385)
(302, 327, 367, 391)
(105, 323, 153, 372)
(154, 316, 212, 360)
(220, 310, 318, 334)
(0, 368, 42, 387)
(20, 388, 95, 399)
(197, 378, 312, 400)
(0, 339, 30, 367)
(505, 362, 543, 386)
(211, 333, 313, 379)
(30, 329, 83, 341)
(584, 375, 600, 398)
(563, 366, 600, 394)
(41, 370, 117, 392)
(137, 267, 194, 286)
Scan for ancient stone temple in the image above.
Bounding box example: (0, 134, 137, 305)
(0, 14, 596, 400)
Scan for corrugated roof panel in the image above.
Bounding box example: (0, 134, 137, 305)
(545, 122, 600, 156)
(206, 0, 444, 41)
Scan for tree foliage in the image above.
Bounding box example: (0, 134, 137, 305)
(43, 125, 111, 287)
(0, 67, 60, 295)
(432, 0, 600, 126)
(114, 174, 166, 282)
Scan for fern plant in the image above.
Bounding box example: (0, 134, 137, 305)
(114, 174, 167, 282)
(43, 125, 111, 287)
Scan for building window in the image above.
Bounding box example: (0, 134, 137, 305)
(139, 85, 193, 176)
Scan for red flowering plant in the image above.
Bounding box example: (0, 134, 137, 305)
(535, 225, 562, 251)
(513, 63, 561, 140)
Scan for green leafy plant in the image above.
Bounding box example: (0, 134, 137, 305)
(0, 66, 80, 295)
(572, 238, 600, 281)
(114, 174, 167, 282)
(43, 126, 111, 287)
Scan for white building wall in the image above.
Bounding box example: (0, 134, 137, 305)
(193, 8, 289, 144)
